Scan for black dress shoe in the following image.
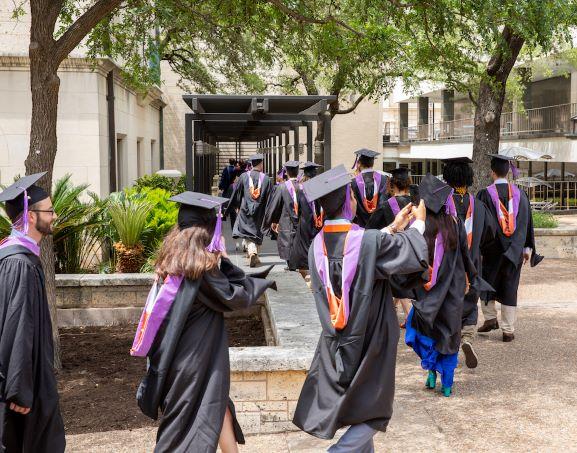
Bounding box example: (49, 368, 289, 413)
(478, 319, 499, 333)
(503, 333, 515, 342)
(461, 342, 478, 368)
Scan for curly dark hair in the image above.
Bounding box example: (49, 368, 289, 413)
(391, 173, 412, 192)
(443, 162, 474, 188)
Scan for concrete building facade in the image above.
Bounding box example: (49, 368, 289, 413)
(0, 1, 164, 196)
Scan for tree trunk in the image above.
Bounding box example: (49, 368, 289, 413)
(471, 27, 524, 193)
(25, 35, 63, 368)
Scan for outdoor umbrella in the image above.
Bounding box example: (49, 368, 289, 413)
(534, 168, 575, 178)
(515, 177, 552, 188)
(499, 146, 553, 160)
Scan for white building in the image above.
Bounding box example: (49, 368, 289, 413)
(0, 0, 164, 196)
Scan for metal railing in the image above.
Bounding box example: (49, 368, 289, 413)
(408, 175, 577, 209)
(392, 103, 577, 144)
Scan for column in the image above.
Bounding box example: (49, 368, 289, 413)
(399, 102, 409, 141)
(442, 89, 454, 138)
(418, 96, 429, 140)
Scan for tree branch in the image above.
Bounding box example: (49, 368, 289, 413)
(336, 94, 366, 114)
(265, 0, 364, 37)
(55, 0, 124, 63)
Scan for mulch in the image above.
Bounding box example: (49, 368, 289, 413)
(57, 314, 265, 435)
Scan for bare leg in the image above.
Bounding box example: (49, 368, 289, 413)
(218, 407, 239, 453)
(400, 299, 412, 317)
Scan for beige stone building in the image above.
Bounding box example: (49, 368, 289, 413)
(0, 0, 164, 196)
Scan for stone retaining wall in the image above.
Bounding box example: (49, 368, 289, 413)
(535, 227, 577, 259)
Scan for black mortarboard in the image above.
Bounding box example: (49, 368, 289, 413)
(0, 172, 49, 218)
(354, 148, 380, 158)
(283, 160, 300, 168)
(247, 154, 264, 163)
(169, 192, 228, 230)
(418, 174, 453, 214)
(391, 167, 411, 178)
(487, 153, 515, 161)
(302, 161, 322, 170)
(441, 157, 473, 164)
(302, 164, 351, 202)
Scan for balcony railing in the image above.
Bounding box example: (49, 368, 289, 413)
(387, 103, 577, 144)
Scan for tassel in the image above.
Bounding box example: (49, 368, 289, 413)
(351, 155, 358, 170)
(342, 184, 353, 220)
(445, 189, 457, 217)
(509, 161, 519, 179)
(206, 208, 225, 253)
(277, 166, 286, 179)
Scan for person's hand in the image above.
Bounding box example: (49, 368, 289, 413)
(9, 403, 30, 415)
(271, 223, 279, 233)
(412, 200, 426, 222)
(392, 203, 413, 232)
(523, 250, 531, 265)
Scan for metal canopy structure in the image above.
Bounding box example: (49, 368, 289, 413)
(183, 95, 337, 192)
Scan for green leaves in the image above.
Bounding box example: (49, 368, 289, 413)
(108, 196, 152, 249)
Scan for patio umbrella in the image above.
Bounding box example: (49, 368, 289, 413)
(515, 177, 552, 188)
(499, 146, 553, 160)
(534, 168, 575, 178)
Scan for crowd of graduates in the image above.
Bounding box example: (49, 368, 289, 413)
(0, 147, 542, 453)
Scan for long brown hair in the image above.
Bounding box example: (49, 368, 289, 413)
(424, 210, 458, 263)
(155, 224, 219, 280)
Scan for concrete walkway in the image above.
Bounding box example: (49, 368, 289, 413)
(66, 257, 577, 452)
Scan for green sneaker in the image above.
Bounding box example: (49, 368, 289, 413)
(442, 386, 452, 397)
(425, 371, 437, 389)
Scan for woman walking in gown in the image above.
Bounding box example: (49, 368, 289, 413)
(131, 191, 275, 453)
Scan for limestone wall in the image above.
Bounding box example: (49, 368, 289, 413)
(230, 370, 307, 434)
(535, 227, 577, 259)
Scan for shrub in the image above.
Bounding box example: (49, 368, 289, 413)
(532, 212, 558, 229)
(134, 174, 185, 195)
(0, 211, 10, 240)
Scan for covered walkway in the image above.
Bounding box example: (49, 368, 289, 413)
(182, 95, 336, 192)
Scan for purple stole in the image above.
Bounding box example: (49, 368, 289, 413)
(312, 223, 364, 330)
(387, 196, 414, 226)
(284, 180, 298, 214)
(355, 171, 382, 202)
(130, 274, 184, 357)
(487, 183, 521, 236)
(424, 232, 444, 291)
(0, 231, 40, 256)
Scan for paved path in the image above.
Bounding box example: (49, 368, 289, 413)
(67, 231, 577, 452)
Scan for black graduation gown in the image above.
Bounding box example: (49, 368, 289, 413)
(351, 171, 389, 228)
(262, 180, 299, 261)
(136, 258, 275, 453)
(477, 184, 541, 307)
(367, 194, 411, 231)
(0, 245, 65, 453)
(452, 193, 496, 326)
(223, 181, 237, 231)
(226, 170, 272, 245)
(288, 192, 322, 271)
(293, 227, 428, 439)
(411, 221, 477, 355)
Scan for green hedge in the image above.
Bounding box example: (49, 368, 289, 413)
(532, 212, 558, 228)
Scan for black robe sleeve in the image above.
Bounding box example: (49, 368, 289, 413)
(225, 173, 245, 216)
(524, 198, 544, 267)
(262, 184, 284, 229)
(0, 259, 36, 408)
(373, 228, 429, 281)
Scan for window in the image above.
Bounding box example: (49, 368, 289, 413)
(137, 139, 145, 177)
(116, 137, 125, 189)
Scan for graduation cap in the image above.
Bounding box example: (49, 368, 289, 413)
(169, 191, 229, 252)
(247, 154, 264, 163)
(302, 164, 354, 220)
(441, 157, 473, 164)
(302, 161, 322, 177)
(283, 160, 300, 168)
(352, 148, 380, 169)
(0, 172, 49, 233)
(390, 167, 411, 178)
(488, 153, 519, 178)
(418, 174, 456, 215)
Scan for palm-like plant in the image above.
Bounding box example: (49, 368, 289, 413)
(51, 175, 106, 273)
(0, 208, 10, 240)
(108, 197, 152, 273)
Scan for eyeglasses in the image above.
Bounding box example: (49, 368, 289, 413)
(30, 209, 55, 214)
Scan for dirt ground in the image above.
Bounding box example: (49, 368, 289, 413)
(57, 314, 265, 435)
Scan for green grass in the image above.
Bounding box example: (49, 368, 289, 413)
(532, 211, 559, 228)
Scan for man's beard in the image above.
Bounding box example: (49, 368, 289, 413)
(35, 218, 54, 236)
